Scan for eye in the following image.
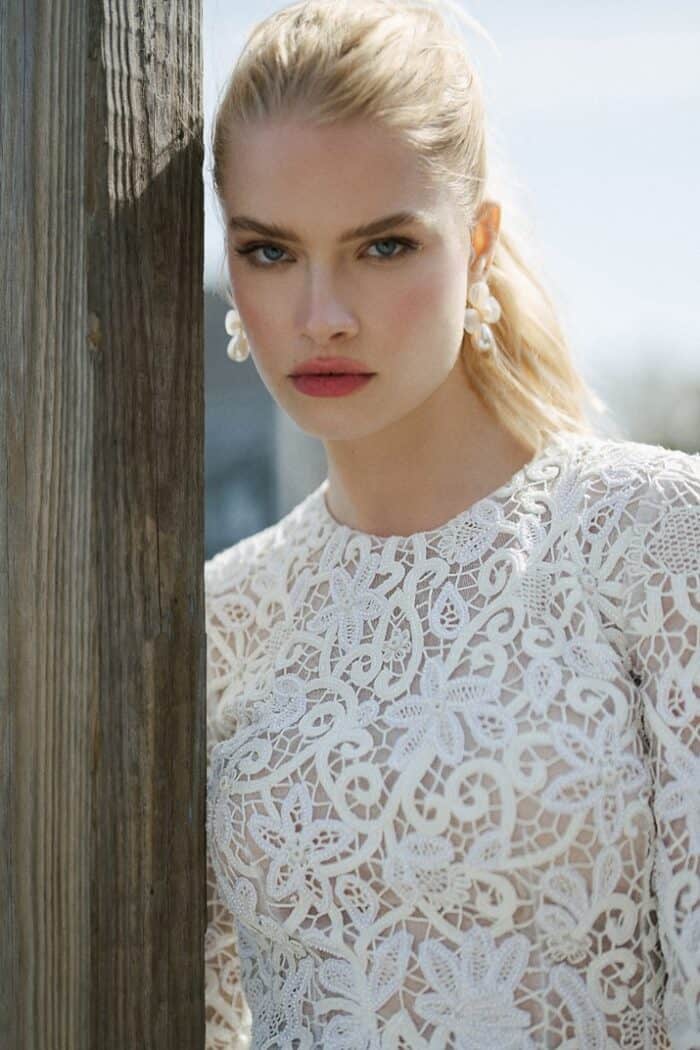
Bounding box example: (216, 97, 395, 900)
(233, 243, 291, 267)
(365, 237, 417, 261)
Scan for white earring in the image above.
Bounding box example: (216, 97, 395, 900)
(225, 306, 250, 362)
(463, 277, 501, 354)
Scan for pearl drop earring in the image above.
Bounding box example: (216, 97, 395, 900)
(225, 305, 250, 362)
(463, 275, 501, 354)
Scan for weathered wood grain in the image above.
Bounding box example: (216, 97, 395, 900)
(1, 2, 205, 1046)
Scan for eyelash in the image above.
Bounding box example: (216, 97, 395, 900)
(233, 236, 420, 268)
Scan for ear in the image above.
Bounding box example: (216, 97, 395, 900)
(470, 200, 501, 274)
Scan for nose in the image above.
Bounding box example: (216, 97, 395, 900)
(299, 268, 359, 345)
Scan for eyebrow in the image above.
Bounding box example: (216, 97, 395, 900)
(228, 210, 430, 244)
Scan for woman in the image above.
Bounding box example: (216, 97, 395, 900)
(204, 1, 700, 1047)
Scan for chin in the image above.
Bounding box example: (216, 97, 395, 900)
(295, 420, 369, 441)
(287, 410, 382, 443)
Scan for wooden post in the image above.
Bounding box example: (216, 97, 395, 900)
(0, 2, 205, 1047)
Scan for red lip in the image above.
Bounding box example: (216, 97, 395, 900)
(290, 356, 374, 376)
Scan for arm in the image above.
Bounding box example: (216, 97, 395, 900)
(205, 580, 252, 1050)
(621, 446, 700, 1048)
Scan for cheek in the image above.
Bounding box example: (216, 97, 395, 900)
(230, 276, 281, 346)
(387, 270, 457, 353)
(238, 299, 272, 340)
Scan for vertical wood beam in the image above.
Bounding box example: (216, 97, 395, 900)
(1, 2, 205, 1046)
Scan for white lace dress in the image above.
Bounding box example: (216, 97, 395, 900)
(204, 432, 700, 1050)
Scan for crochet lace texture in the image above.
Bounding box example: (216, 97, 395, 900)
(204, 433, 700, 1049)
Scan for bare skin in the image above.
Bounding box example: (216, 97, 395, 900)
(223, 115, 534, 537)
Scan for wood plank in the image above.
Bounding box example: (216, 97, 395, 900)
(1, 2, 205, 1046)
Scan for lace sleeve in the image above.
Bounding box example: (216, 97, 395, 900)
(205, 583, 252, 1050)
(621, 447, 700, 1048)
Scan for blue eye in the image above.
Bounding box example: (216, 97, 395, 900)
(366, 238, 410, 260)
(235, 244, 289, 266)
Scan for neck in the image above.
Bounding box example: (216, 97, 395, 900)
(322, 354, 534, 537)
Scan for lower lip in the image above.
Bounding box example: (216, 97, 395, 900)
(290, 373, 375, 397)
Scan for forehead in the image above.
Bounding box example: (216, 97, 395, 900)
(222, 117, 453, 233)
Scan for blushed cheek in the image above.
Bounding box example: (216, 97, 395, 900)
(389, 272, 450, 350)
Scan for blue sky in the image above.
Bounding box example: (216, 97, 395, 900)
(203, 1, 700, 383)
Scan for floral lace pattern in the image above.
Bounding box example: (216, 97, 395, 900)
(205, 433, 700, 1048)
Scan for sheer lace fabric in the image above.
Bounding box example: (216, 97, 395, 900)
(205, 433, 700, 1049)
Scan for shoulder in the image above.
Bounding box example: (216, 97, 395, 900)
(545, 433, 699, 667)
(203, 523, 283, 694)
(203, 485, 325, 707)
(204, 482, 325, 601)
(204, 524, 284, 745)
(561, 430, 698, 478)
(561, 432, 700, 510)
(205, 521, 281, 600)
(582, 438, 700, 637)
(541, 434, 699, 585)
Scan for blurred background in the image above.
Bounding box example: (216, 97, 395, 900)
(203, 0, 700, 560)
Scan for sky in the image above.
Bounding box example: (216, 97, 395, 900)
(203, 0, 700, 382)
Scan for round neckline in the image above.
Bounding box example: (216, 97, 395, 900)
(311, 431, 578, 544)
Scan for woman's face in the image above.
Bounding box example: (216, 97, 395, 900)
(223, 116, 473, 441)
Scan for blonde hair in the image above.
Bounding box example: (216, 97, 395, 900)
(210, 0, 616, 453)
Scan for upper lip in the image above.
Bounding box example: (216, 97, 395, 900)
(290, 356, 374, 376)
